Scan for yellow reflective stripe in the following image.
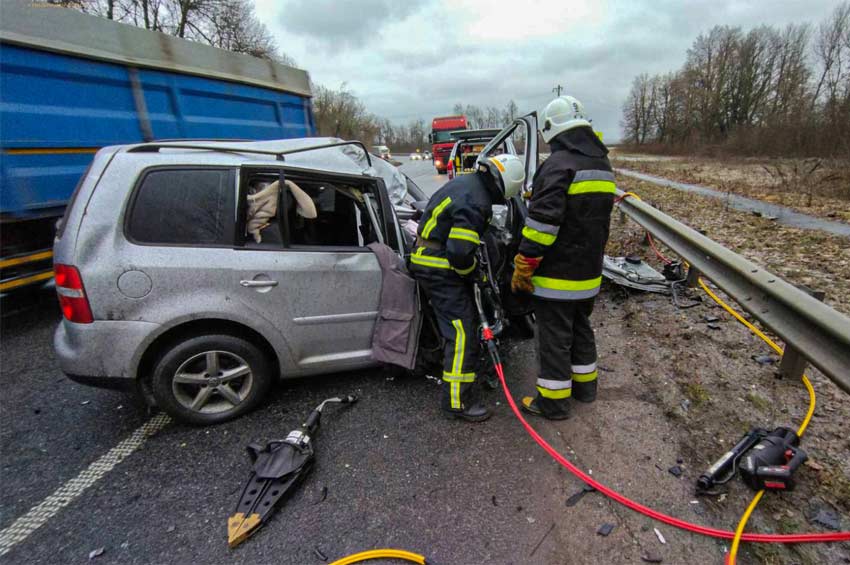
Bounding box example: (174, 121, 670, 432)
(450, 381, 461, 409)
(568, 180, 616, 195)
(5, 147, 99, 155)
(0, 270, 53, 292)
(443, 371, 475, 382)
(0, 250, 53, 269)
(522, 225, 557, 246)
(451, 319, 465, 376)
(410, 247, 451, 269)
(448, 227, 480, 244)
(449, 318, 467, 409)
(421, 197, 452, 238)
(453, 258, 477, 276)
(536, 385, 572, 399)
(411, 256, 451, 269)
(572, 370, 598, 383)
(531, 276, 602, 291)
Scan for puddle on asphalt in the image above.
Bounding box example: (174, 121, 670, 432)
(615, 168, 850, 238)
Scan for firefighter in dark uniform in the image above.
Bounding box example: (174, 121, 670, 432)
(512, 95, 615, 420)
(411, 153, 525, 422)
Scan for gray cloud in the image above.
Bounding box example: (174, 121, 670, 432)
(279, 0, 428, 49)
(264, 0, 841, 141)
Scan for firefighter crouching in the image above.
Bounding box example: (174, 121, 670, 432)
(512, 95, 615, 420)
(411, 154, 525, 422)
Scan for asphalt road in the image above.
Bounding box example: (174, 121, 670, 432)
(0, 158, 741, 564)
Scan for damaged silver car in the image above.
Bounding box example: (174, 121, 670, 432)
(53, 139, 423, 424)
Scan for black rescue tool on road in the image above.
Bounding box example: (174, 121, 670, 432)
(228, 395, 357, 548)
(697, 427, 807, 493)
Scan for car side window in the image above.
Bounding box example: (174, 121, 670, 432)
(127, 168, 235, 246)
(240, 170, 384, 250)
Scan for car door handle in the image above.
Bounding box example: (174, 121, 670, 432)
(240, 280, 278, 288)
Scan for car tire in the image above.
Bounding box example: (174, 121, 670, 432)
(151, 334, 274, 425)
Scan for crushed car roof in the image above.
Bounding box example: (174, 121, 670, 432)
(119, 137, 410, 204)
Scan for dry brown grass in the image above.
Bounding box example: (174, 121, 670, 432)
(608, 175, 850, 318)
(610, 152, 850, 224)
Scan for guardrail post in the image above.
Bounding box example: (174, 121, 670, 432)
(685, 266, 701, 288)
(778, 285, 825, 380)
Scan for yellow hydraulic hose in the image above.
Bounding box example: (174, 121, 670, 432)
(727, 490, 765, 564)
(328, 549, 427, 565)
(697, 277, 816, 565)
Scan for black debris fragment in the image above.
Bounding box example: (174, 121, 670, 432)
(707, 323, 721, 330)
(492, 495, 498, 507)
(703, 315, 720, 323)
(809, 507, 841, 531)
(641, 551, 663, 563)
(668, 465, 683, 478)
(565, 490, 586, 507)
(313, 546, 328, 561)
(566, 485, 596, 507)
(597, 523, 615, 536)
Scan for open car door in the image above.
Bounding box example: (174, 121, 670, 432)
(475, 114, 539, 321)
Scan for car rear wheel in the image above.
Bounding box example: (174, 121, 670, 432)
(152, 334, 273, 425)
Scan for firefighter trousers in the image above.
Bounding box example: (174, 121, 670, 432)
(533, 296, 598, 418)
(412, 267, 480, 412)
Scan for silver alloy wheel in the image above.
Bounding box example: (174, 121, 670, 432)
(171, 350, 254, 414)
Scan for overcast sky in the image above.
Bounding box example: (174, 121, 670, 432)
(255, 0, 839, 141)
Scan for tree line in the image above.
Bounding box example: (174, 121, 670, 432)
(313, 84, 523, 152)
(58, 1, 521, 152)
(621, 2, 850, 158)
(54, 0, 289, 63)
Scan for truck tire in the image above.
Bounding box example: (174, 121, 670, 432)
(151, 334, 274, 425)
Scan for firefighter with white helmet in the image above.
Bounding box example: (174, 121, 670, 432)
(410, 154, 524, 422)
(512, 95, 615, 419)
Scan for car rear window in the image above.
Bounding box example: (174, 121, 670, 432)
(128, 168, 235, 246)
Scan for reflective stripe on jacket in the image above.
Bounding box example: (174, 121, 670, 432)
(518, 127, 615, 300)
(414, 173, 494, 275)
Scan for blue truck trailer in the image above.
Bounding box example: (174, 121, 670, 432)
(0, 0, 315, 293)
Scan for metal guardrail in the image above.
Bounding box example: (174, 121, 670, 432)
(614, 189, 850, 394)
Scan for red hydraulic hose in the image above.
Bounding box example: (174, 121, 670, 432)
(494, 363, 850, 544)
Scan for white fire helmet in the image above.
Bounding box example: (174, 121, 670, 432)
(540, 95, 592, 143)
(478, 153, 524, 200)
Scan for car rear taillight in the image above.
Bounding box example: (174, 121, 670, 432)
(55, 264, 93, 323)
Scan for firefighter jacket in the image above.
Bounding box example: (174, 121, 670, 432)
(518, 127, 615, 300)
(411, 172, 495, 276)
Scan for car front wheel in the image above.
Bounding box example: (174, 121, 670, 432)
(151, 334, 273, 425)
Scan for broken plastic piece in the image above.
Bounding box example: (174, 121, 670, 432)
(597, 523, 616, 536)
(603, 255, 671, 294)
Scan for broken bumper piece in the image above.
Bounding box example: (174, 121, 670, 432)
(603, 255, 671, 294)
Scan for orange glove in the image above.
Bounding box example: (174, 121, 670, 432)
(511, 254, 540, 294)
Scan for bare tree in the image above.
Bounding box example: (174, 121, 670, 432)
(55, 0, 292, 62)
(621, 9, 850, 158)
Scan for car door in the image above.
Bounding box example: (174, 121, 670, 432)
(231, 165, 387, 376)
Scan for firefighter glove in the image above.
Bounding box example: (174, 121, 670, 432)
(511, 254, 540, 294)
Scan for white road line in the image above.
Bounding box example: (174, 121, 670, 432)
(0, 413, 171, 556)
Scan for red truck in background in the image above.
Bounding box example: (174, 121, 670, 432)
(429, 115, 468, 174)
